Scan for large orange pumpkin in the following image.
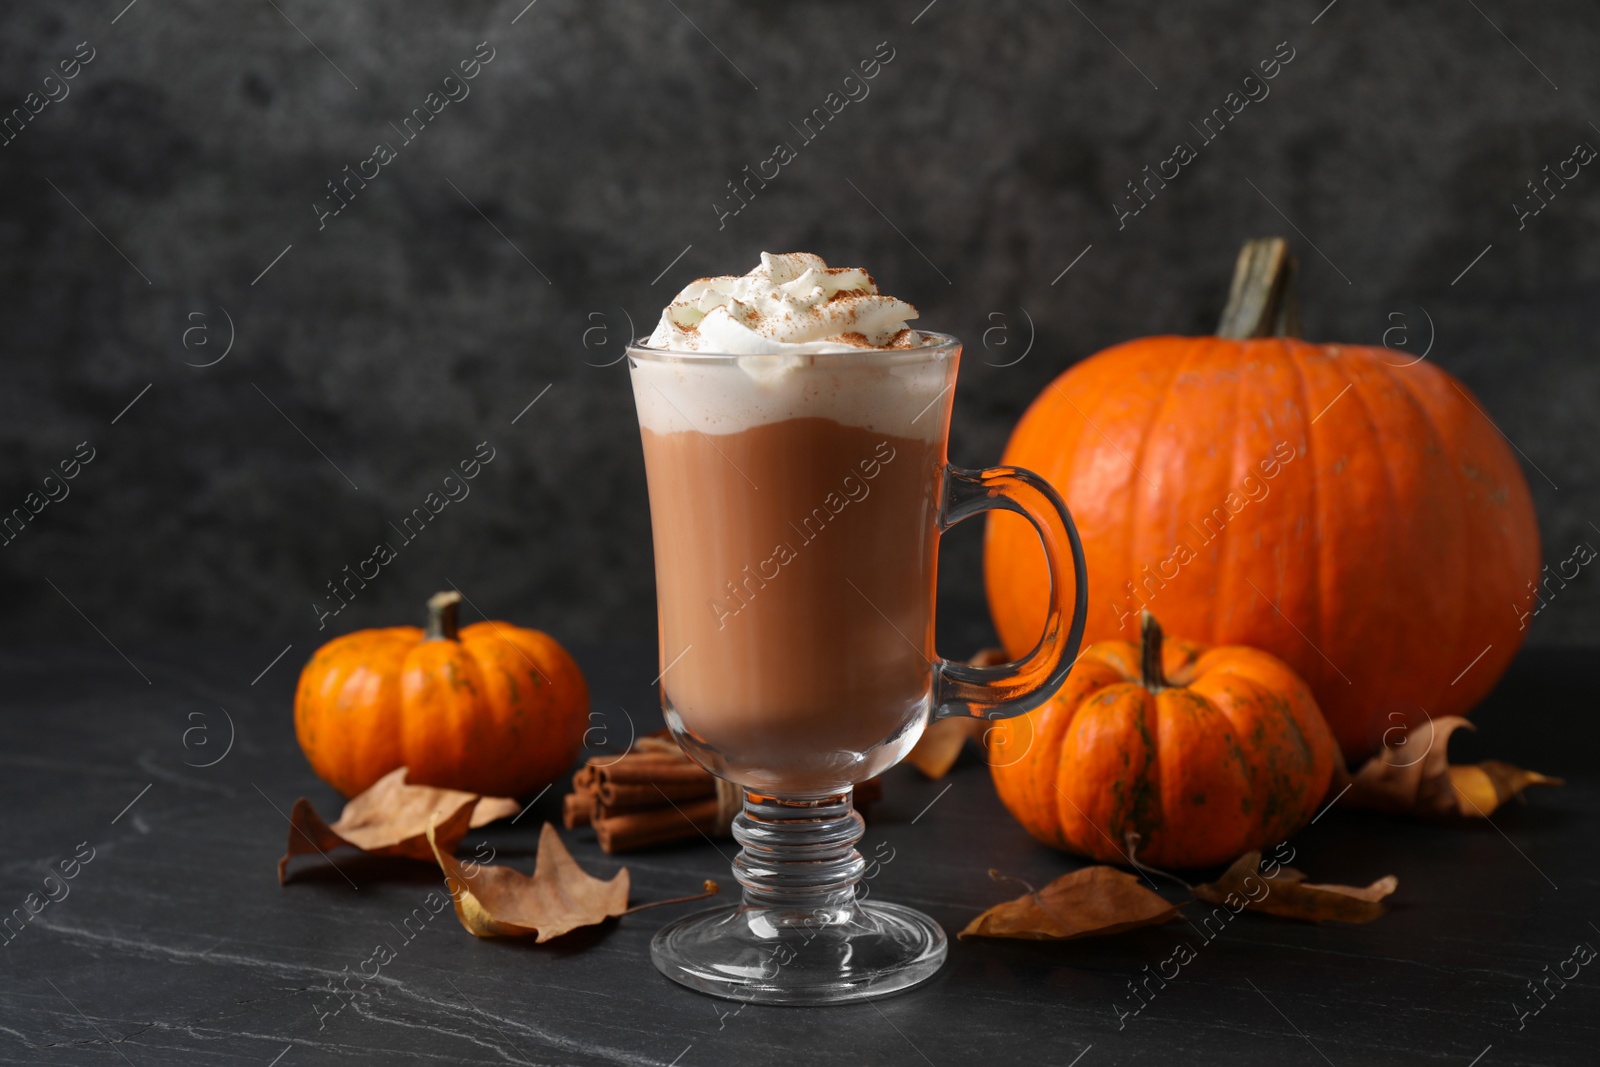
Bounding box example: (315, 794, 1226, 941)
(988, 613, 1337, 868)
(294, 591, 589, 797)
(986, 238, 1541, 759)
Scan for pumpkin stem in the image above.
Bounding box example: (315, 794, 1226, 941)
(1139, 611, 1169, 691)
(426, 591, 463, 641)
(1216, 236, 1302, 339)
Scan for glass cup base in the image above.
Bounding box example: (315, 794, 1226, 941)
(651, 899, 947, 1005)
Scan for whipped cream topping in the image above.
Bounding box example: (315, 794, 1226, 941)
(646, 252, 925, 354)
(632, 252, 952, 439)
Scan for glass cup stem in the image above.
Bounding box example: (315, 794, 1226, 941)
(651, 787, 947, 1003)
(732, 791, 865, 915)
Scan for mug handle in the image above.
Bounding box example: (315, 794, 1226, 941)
(933, 464, 1089, 720)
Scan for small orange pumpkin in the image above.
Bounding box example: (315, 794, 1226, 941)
(988, 613, 1337, 869)
(294, 591, 589, 798)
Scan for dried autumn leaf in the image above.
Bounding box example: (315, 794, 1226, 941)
(906, 649, 1006, 779)
(278, 767, 520, 884)
(427, 820, 630, 941)
(959, 866, 1181, 941)
(1192, 851, 1396, 924)
(1449, 761, 1563, 817)
(1341, 716, 1562, 819)
(906, 718, 986, 779)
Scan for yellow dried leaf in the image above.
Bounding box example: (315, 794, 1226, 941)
(907, 649, 1007, 779)
(1449, 761, 1563, 817)
(1297, 874, 1399, 904)
(427, 821, 630, 942)
(1193, 851, 1396, 924)
(959, 866, 1180, 941)
(906, 718, 986, 779)
(1342, 717, 1562, 819)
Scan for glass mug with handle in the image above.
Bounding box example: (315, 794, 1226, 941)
(628, 330, 1087, 1004)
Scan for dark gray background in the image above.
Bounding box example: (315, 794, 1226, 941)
(4, 0, 1597, 656)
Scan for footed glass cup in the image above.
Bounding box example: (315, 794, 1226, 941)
(627, 332, 1088, 1004)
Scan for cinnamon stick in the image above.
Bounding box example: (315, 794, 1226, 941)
(597, 779, 715, 808)
(594, 758, 712, 788)
(595, 797, 722, 853)
(563, 791, 594, 829)
(561, 730, 886, 853)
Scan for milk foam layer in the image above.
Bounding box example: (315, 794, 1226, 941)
(634, 253, 952, 439)
(646, 252, 923, 354)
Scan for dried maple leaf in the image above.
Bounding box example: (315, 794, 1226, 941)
(278, 767, 520, 884)
(427, 820, 630, 941)
(1192, 851, 1396, 924)
(1340, 717, 1562, 819)
(959, 866, 1181, 941)
(906, 649, 1006, 779)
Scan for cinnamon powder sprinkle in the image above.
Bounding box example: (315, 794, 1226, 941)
(826, 332, 876, 348)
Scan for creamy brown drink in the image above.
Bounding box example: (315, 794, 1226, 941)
(632, 253, 954, 792)
(637, 254, 1087, 1007)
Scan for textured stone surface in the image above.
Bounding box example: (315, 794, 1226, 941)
(2, 1, 1596, 655)
(0, 640, 1591, 1064)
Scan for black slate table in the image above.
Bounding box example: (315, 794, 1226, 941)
(1, 641, 1594, 1066)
